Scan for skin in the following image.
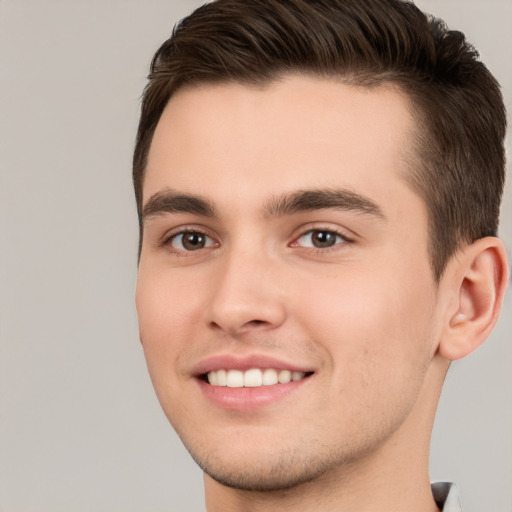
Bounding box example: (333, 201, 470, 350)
(136, 76, 508, 511)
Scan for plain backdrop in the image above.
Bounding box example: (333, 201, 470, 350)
(1, 1, 511, 511)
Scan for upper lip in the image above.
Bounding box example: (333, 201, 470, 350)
(191, 353, 315, 377)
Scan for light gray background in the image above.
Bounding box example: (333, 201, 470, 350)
(1, 1, 510, 511)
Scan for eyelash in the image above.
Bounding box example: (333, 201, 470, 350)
(162, 226, 353, 254)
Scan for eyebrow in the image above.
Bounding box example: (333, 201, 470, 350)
(142, 189, 217, 220)
(142, 187, 385, 222)
(264, 188, 385, 219)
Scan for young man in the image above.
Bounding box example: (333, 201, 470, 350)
(133, 1, 509, 510)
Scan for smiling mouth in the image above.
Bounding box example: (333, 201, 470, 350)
(202, 368, 314, 388)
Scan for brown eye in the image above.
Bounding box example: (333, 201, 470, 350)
(296, 229, 346, 249)
(171, 231, 213, 251)
(311, 231, 338, 248)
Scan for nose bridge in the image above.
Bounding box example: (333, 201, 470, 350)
(207, 237, 286, 334)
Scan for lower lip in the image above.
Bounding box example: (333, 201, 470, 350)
(197, 376, 311, 411)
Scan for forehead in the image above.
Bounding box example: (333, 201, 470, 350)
(144, 75, 419, 216)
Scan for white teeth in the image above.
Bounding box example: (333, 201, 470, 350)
(216, 369, 227, 386)
(208, 371, 218, 386)
(244, 368, 263, 387)
(262, 368, 278, 386)
(226, 370, 244, 388)
(278, 370, 291, 384)
(207, 368, 307, 387)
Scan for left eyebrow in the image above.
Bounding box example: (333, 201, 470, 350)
(142, 189, 217, 221)
(264, 188, 386, 220)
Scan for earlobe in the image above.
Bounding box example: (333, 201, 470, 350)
(438, 237, 509, 361)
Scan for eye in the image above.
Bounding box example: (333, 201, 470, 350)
(294, 229, 348, 249)
(169, 231, 216, 251)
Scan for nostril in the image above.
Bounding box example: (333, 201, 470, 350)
(207, 296, 286, 334)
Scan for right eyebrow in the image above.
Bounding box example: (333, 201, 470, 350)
(264, 188, 386, 220)
(142, 189, 217, 221)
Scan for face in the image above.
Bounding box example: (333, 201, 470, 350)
(136, 76, 443, 491)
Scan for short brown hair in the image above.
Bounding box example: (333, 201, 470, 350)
(133, 0, 507, 279)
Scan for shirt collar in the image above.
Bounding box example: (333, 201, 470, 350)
(431, 482, 463, 512)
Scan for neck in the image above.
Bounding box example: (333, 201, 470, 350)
(204, 356, 448, 512)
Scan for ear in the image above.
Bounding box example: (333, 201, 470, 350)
(437, 237, 509, 361)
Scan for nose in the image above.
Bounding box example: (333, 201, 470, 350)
(206, 246, 287, 336)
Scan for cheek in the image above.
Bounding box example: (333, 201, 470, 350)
(135, 268, 203, 390)
(136, 264, 204, 337)
(298, 268, 436, 399)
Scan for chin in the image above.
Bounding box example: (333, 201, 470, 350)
(185, 440, 351, 492)
(200, 459, 327, 492)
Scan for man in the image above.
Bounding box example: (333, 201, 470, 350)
(133, 1, 509, 510)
